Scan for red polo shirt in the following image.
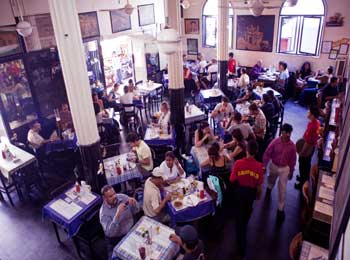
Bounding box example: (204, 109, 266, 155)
(230, 157, 264, 189)
(228, 58, 236, 74)
(303, 119, 320, 146)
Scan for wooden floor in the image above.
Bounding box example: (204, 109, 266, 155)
(0, 101, 308, 260)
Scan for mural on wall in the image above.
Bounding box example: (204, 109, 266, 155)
(236, 15, 275, 52)
(101, 37, 134, 87)
(78, 12, 100, 39)
(0, 30, 22, 58)
(24, 14, 56, 51)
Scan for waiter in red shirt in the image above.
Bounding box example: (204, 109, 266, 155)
(295, 106, 320, 189)
(230, 140, 264, 258)
(227, 52, 236, 75)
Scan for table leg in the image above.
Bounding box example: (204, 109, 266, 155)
(52, 222, 63, 244)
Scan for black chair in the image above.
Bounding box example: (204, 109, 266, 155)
(101, 143, 121, 159)
(278, 102, 285, 136)
(73, 200, 104, 259)
(210, 72, 218, 87)
(0, 171, 23, 206)
(149, 87, 163, 115)
(122, 103, 140, 132)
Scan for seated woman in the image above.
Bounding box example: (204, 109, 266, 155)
(223, 129, 247, 161)
(153, 101, 171, 131)
(294, 62, 314, 98)
(159, 151, 185, 184)
(194, 121, 216, 147)
(237, 68, 250, 90)
(200, 142, 229, 176)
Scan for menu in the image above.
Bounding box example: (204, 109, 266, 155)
(315, 201, 333, 217)
(50, 199, 82, 220)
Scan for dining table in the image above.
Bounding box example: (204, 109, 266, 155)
(42, 186, 102, 243)
(112, 216, 180, 260)
(253, 86, 282, 100)
(143, 126, 176, 147)
(164, 177, 215, 226)
(199, 88, 225, 104)
(103, 152, 143, 186)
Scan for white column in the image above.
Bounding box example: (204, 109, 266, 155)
(217, 0, 229, 91)
(48, 0, 99, 146)
(167, 0, 184, 90)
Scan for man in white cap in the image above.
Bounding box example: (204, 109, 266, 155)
(143, 167, 172, 223)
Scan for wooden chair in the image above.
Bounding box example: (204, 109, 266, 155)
(122, 103, 140, 132)
(289, 232, 303, 260)
(0, 171, 23, 206)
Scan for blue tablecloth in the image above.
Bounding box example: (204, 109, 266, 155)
(45, 138, 77, 154)
(42, 188, 102, 237)
(103, 154, 143, 185)
(144, 127, 176, 147)
(112, 216, 179, 260)
(167, 191, 215, 226)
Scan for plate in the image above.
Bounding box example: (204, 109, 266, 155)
(173, 200, 183, 209)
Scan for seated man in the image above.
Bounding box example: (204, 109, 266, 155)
(319, 76, 339, 108)
(143, 167, 172, 223)
(169, 225, 205, 260)
(260, 94, 275, 126)
(210, 97, 234, 121)
(250, 59, 264, 81)
(226, 112, 255, 140)
(160, 151, 185, 184)
(27, 121, 51, 150)
(59, 103, 73, 130)
(205, 58, 218, 85)
(248, 103, 266, 141)
(126, 132, 153, 175)
(235, 86, 260, 104)
(99, 185, 140, 259)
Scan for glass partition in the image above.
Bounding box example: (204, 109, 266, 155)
(0, 59, 37, 130)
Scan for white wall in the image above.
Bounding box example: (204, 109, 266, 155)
(0, 0, 165, 82)
(182, 0, 350, 72)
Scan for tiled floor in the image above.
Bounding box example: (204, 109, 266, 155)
(0, 101, 308, 260)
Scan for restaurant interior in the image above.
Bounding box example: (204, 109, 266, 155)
(0, 0, 350, 259)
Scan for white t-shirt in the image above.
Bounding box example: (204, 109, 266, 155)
(279, 69, 289, 80)
(228, 123, 254, 140)
(158, 112, 171, 131)
(120, 92, 134, 112)
(207, 64, 218, 81)
(159, 161, 183, 180)
(135, 141, 153, 171)
(238, 74, 250, 89)
(27, 129, 44, 149)
(198, 60, 208, 73)
(143, 178, 161, 217)
(214, 102, 234, 121)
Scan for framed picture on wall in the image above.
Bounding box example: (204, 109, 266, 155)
(329, 49, 338, 60)
(187, 38, 198, 55)
(236, 15, 275, 52)
(138, 4, 155, 26)
(185, 19, 200, 34)
(321, 41, 332, 54)
(335, 58, 347, 77)
(110, 9, 132, 33)
(0, 30, 22, 58)
(79, 12, 100, 39)
(339, 43, 349, 55)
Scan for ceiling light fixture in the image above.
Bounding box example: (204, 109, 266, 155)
(123, 0, 134, 15)
(181, 0, 191, 9)
(14, 0, 32, 37)
(249, 0, 264, 16)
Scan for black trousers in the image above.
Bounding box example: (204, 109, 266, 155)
(234, 185, 257, 257)
(106, 236, 123, 260)
(299, 153, 313, 185)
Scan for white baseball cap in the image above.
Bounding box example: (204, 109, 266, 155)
(152, 167, 163, 178)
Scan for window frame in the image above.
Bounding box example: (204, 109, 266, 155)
(202, 0, 234, 48)
(277, 0, 325, 57)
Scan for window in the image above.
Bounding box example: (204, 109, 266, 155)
(278, 0, 325, 56)
(202, 0, 234, 48)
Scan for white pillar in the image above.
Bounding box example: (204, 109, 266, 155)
(167, 0, 184, 90)
(49, 0, 101, 191)
(217, 0, 229, 91)
(48, 0, 99, 146)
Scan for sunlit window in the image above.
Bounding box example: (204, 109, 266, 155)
(278, 0, 325, 56)
(202, 0, 234, 48)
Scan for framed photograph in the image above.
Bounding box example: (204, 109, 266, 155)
(0, 30, 22, 58)
(321, 41, 332, 54)
(79, 12, 100, 39)
(187, 38, 198, 55)
(335, 58, 347, 77)
(329, 49, 338, 60)
(236, 15, 275, 52)
(339, 43, 349, 55)
(138, 4, 155, 26)
(110, 9, 132, 33)
(23, 14, 56, 51)
(185, 19, 200, 34)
